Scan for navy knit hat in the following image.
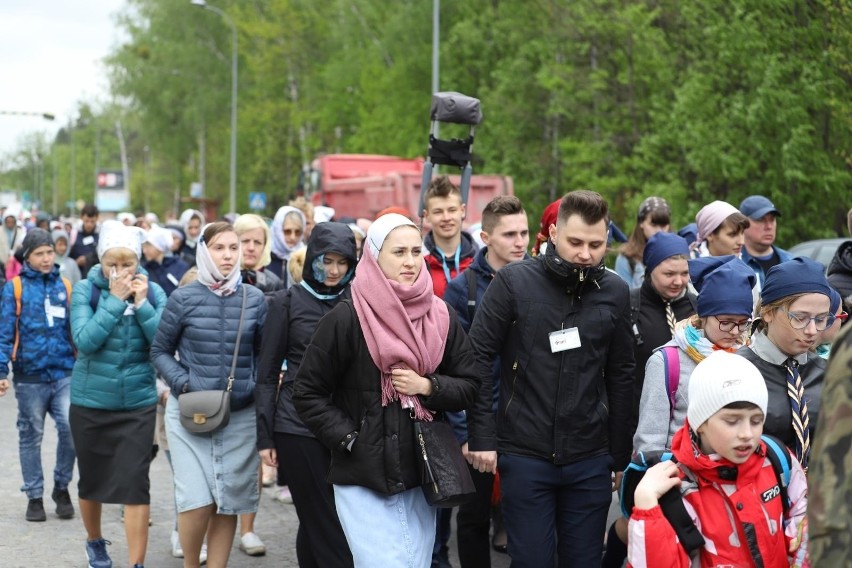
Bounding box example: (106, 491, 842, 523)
(643, 232, 690, 274)
(760, 257, 831, 306)
(688, 255, 756, 317)
(828, 286, 841, 315)
(20, 228, 54, 260)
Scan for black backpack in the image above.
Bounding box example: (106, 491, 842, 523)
(619, 435, 794, 556)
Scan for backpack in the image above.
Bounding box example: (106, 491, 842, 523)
(619, 434, 794, 556)
(11, 275, 73, 362)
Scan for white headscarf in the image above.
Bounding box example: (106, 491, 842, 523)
(179, 209, 206, 247)
(366, 213, 418, 257)
(194, 224, 242, 297)
(270, 206, 306, 261)
(145, 225, 174, 254)
(97, 220, 146, 259)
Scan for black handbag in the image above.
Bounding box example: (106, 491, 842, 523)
(413, 417, 476, 508)
(178, 286, 246, 434)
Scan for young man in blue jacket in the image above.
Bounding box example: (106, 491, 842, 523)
(0, 228, 76, 522)
(444, 195, 529, 566)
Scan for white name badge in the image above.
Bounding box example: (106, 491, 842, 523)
(549, 327, 581, 353)
(167, 273, 180, 287)
(82, 236, 95, 246)
(47, 305, 67, 320)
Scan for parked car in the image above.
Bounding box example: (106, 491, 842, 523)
(788, 238, 847, 269)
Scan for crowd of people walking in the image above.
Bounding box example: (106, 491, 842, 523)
(0, 183, 850, 568)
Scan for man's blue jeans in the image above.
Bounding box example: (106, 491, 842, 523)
(14, 377, 76, 499)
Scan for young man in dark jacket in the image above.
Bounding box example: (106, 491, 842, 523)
(0, 229, 76, 522)
(444, 195, 529, 566)
(466, 190, 635, 567)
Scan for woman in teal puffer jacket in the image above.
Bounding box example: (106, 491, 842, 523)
(69, 220, 166, 568)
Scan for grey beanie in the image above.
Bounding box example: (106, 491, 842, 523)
(21, 228, 55, 260)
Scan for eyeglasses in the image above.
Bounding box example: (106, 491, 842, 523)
(714, 318, 752, 332)
(781, 310, 831, 331)
(835, 311, 849, 323)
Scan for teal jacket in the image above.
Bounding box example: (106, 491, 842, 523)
(70, 264, 166, 411)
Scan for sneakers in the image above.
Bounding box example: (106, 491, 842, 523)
(26, 498, 46, 522)
(171, 530, 207, 564)
(85, 538, 112, 568)
(52, 487, 75, 519)
(273, 486, 294, 504)
(170, 530, 184, 558)
(239, 532, 267, 556)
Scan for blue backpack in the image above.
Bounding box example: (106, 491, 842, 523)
(619, 435, 793, 555)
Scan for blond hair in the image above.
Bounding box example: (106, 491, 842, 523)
(288, 247, 306, 284)
(233, 213, 272, 269)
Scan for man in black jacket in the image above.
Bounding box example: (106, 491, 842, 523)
(466, 190, 634, 567)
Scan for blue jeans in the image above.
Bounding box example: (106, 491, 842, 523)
(14, 378, 76, 499)
(499, 453, 613, 568)
(334, 484, 437, 568)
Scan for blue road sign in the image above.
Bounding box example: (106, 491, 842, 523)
(249, 192, 267, 210)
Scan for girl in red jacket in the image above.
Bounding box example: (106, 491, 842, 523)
(628, 351, 808, 567)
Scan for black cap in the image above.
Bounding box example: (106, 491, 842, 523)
(20, 228, 55, 260)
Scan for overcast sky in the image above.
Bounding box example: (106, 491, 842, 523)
(0, 0, 127, 157)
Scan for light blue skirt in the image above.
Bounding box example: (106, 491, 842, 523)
(165, 396, 259, 515)
(334, 484, 437, 568)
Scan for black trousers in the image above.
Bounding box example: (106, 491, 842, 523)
(275, 432, 354, 568)
(456, 464, 496, 568)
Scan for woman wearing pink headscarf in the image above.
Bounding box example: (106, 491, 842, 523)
(690, 200, 750, 258)
(293, 213, 479, 566)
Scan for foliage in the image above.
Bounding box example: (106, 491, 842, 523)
(1, 0, 849, 245)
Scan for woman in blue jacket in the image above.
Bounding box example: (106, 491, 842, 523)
(152, 221, 267, 568)
(69, 221, 167, 568)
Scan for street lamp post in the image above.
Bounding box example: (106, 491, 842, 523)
(191, 0, 238, 216)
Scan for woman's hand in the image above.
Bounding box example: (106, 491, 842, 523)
(633, 461, 681, 510)
(391, 368, 432, 396)
(108, 267, 134, 301)
(130, 273, 149, 306)
(260, 448, 278, 468)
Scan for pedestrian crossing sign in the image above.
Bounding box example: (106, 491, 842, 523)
(249, 192, 267, 211)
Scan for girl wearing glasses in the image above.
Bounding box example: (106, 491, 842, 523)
(737, 257, 832, 469)
(634, 255, 756, 453)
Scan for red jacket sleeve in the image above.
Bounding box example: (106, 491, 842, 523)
(627, 505, 691, 568)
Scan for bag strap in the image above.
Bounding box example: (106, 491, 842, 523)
(761, 434, 792, 514)
(661, 346, 680, 421)
(11, 276, 22, 361)
(629, 287, 643, 346)
(465, 268, 478, 323)
(227, 285, 248, 392)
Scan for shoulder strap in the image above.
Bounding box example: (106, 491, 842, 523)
(629, 287, 643, 345)
(661, 346, 681, 421)
(226, 285, 248, 391)
(658, 485, 706, 556)
(11, 276, 22, 361)
(761, 435, 792, 514)
(61, 277, 72, 304)
(466, 269, 478, 323)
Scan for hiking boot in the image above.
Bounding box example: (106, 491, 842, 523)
(85, 538, 112, 568)
(52, 487, 75, 519)
(26, 498, 46, 522)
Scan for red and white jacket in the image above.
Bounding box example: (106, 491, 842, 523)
(628, 422, 807, 568)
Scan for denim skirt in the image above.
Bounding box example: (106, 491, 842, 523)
(165, 396, 259, 515)
(334, 484, 437, 567)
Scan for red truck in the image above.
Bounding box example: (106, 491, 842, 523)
(306, 154, 513, 226)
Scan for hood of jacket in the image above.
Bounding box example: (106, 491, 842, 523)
(672, 420, 764, 486)
(827, 240, 852, 277)
(301, 222, 358, 295)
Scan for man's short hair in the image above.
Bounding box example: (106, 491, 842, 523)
(481, 196, 525, 234)
(81, 204, 99, 218)
(557, 190, 609, 226)
(423, 176, 461, 208)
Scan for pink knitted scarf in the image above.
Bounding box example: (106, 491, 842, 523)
(351, 247, 449, 421)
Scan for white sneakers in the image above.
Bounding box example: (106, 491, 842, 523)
(273, 486, 294, 504)
(171, 530, 207, 564)
(239, 532, 267, 556)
